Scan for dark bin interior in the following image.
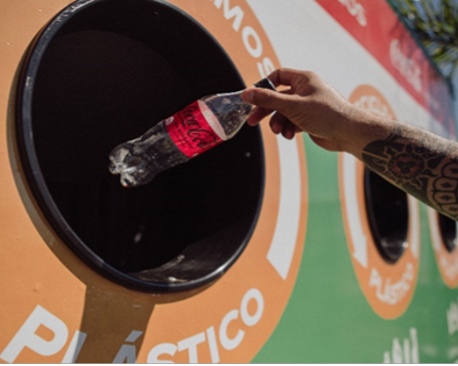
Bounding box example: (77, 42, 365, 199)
(364, 168, 409, 264)
(438, 214, 457, 252)
(16, 0, 265, 292)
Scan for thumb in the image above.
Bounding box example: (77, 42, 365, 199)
(241, 88, 294, 114)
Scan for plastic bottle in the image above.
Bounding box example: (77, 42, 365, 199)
(108, 78, 276, 187)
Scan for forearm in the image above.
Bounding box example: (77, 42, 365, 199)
(241, 67, 458, 221)
(355, 120, 458, 221)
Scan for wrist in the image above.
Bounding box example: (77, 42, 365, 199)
(338, 105, 395, 159)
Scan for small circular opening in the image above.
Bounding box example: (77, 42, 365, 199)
(15, 0, 265, 292)
(364, 168, 409, 264)
(438, 213, 458, 252)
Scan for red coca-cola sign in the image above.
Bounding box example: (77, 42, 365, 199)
(165, 100, 224, 158)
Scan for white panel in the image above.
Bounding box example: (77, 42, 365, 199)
(246, 0, 445, 135)
(266, 136, 302, 280)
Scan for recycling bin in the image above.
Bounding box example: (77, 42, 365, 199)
(14, 0, 265, 292)
(364, 167, 408, 263)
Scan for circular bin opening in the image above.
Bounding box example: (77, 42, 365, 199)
(15, 0, 265, 292)
(438, 214, 458, 252)
(364, 168, 409, 264)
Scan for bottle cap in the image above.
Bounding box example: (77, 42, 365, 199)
(254, 78, 276, 91)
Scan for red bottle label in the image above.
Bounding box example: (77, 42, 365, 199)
(165, 100, 225, 158)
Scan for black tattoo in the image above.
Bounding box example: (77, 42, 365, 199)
(431, 162, 458, 217)
(362, 125, 458, 220)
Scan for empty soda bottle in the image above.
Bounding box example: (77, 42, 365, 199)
(109, 78, 276, 187)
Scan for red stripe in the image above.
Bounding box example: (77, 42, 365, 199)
(316, 0, 455, 136)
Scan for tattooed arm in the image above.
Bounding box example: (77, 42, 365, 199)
(241, 68, 458, 220)
(362, 124, 458, 220)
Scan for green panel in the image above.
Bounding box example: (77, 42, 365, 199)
(253, 135, 458, 363)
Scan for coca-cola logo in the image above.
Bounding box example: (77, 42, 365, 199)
(390, 39, 422, 93)
(180, 106, 218, 150)
(188, 129, 218, 149)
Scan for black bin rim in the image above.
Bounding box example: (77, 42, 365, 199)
(14, 0, 263, 293)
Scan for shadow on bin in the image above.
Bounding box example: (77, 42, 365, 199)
(10, 0, 265, 361)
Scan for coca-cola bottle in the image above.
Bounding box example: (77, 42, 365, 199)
(108, 78, 276, 187)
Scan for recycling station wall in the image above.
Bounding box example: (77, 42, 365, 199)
(1, 0, 458, 363)
(0, 0, 308, 363)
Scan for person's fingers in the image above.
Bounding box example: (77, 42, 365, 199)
(266, 68, 295, 87)
(283, 122, 298, 140)
(269, 112, 289, 134)
(245, 87, 295, 126)
(246, 105, 274, 126)
(267, 68, 305, 87)
(241, 87, 295, 114)
(267, 68, 317, 95)
(268, 113, 301, 139)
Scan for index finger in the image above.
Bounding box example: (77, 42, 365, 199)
(267, 68, 317, 93)
(267, 68, 303, 87)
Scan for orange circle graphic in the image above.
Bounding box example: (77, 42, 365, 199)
(0, 0, 308, 363)
(427, 208, 458, 288)
(339, 85, 420, 319)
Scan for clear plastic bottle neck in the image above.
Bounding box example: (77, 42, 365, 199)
(201, 90, 253, 139)
(201, 78, 275, 139)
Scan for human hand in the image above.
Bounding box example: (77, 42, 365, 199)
(242, 68, 374, 153)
